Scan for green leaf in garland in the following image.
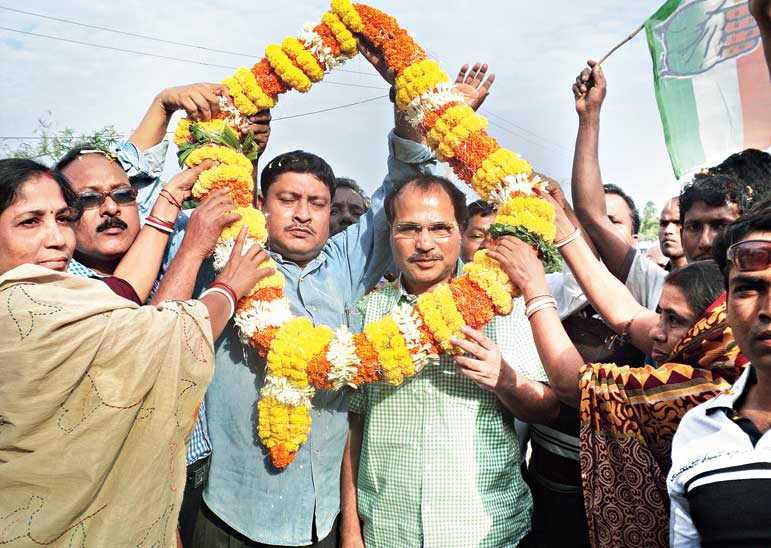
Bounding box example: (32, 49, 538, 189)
(489, 223, 562, 273)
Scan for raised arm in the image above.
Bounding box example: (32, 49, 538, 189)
(571, 61, 635, 278)
(750, 0, 771, 81)
(129, 83, 229, 151)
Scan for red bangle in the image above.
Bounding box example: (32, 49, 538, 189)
(145, 215, 174, 234)
(160, 189, 182, 209)
(209, 281, 238, 304)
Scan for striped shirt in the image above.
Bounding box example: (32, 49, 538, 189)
(668, 365, 771, 547)
(350, 266, 548, 548)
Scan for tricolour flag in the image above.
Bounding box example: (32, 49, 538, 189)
(646, 0, 771, 178)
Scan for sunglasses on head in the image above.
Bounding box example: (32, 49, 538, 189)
(727, 239, 771, 272)
(77, 187, 138, 209)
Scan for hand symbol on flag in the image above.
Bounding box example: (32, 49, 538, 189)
(656, 0, 761, 77)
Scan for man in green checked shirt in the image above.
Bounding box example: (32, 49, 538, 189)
(340, 174, 561, 548)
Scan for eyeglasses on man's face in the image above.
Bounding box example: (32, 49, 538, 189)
(392, 222, 458, 240)
(76, 187, 138, 209)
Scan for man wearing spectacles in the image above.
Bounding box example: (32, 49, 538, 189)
(668, 204, 771, 546)
(340, 174, 558, 548)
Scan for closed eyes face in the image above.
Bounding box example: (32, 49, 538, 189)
(0, 176, 77, 275)
(648, 283, 697, 363)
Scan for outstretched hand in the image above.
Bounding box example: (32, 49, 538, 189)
(454, 63, 495, 111)
(157, 82, 230, 121)
(573, 60, 606, 118)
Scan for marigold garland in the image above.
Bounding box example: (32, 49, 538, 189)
(175, 0, 559, 469)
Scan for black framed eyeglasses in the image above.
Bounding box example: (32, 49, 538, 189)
(77, 187, 138, 209)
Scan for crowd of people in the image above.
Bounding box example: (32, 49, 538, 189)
(3, 3, 771, 547)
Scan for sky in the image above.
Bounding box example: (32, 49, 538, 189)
(1, 1, 681, 211)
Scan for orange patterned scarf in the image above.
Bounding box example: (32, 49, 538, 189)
(578, 293, 747, 548)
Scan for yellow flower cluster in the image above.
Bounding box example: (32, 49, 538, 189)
(174, 118, 236, 146)
(425, 104, 487, 162)
(463, 250, 517, 311)
(185, 144, 253, 173)
(471, 149, 533, 202)
(364, 316, 414, 385)
(322, 11, 358, 57)
(234, 67, 276, 110)
(267, 318, 334, 386)
(257, 397, 312, 453)
(219, 206, 268, 244)
(266, 43, 313, 93)
(193, 164, 254, 207)
(416, 284, 466, 354)
(222, 76, 259, 116)
(495, 195, 557, 242)
(331, 0, 363, 33)
(394, 60, 450, 110)
(283, 37, 325, 82)
(247, 264, 286, 295)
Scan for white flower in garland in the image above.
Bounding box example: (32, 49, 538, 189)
(261, 375, 315, 408)
(297, 23, 346, 71)
(487, 173, 548, 206)
(326, 326, 362, 389)
(403, 82, 466, 128)
(391, 303, 439, 374)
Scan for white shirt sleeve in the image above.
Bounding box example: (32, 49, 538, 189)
(625, 252, 667, 311)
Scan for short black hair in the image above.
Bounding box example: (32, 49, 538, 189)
(603, 183, 640, 235)
(467, 199, 496, 218)
(55, 145, 117, 172)
(385, 175, 469, 230)
(0, 158, 82, 218)
(665, 260, 724, 318)
(681, 149, 771, 224)
(260, 150, 335, 199)
(334, 177, 368, 201)
(712, 199, 771, 287)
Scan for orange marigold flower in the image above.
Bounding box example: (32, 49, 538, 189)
(451, 276, 495, 329)
(252, 286, 285, 303)
(414, 309, 440, 355)
(306, 347, 334, 390)
(354, 4, 426, 74)
(314, 23, 342, 59)
(352, 333, 381, 385)
(252, 326, 280, 356)
(422, 102, 459, 132)
(270, 444, 297, 469)
(453, 130, 499, 173)
(252, 58, 289, 97)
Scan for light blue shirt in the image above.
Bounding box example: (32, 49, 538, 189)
(186, 131, 438, 545)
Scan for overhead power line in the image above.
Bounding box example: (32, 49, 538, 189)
(0, 26, 386, 89)
(0, 5, 380, 77)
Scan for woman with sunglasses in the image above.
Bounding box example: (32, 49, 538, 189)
(460, 192, 747, 548)
(0, 158, 273, 546)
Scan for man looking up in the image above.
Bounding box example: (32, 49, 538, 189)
(460, 199, 496, 262)
(340, 175, 557, 548)
(190, 45, 497, 547)
(330, 177, 369, 236)
(659, 197, 686, 269)
(668, 205, 771, 545)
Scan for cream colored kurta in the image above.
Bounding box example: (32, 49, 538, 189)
(0, 265, 214, 547)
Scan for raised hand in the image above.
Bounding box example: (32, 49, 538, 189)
(181, 189, 241, 261)
(157, 82, 230, 121)
(486, 235, 547, 294)
(573, 60, 606, 119)
(164, 160, 215, 204)
(454, 63, 496, 111)
(241, 110, 272, 155)
(215, 225, 274, 300)
(357, 36, 397, 85)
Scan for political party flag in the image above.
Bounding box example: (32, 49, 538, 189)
(646, 0, 771, 178)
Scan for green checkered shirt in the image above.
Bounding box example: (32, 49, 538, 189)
(350, 268, 548, 548)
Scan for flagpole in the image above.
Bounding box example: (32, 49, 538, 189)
(597, 23, 646, 65)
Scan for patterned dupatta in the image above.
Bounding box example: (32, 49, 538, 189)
(578, 293, 748, 548)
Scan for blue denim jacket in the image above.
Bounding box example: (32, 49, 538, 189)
(191, 131, 438, 545)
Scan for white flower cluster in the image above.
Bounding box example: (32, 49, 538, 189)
(234, 297, 294, 343)
(326, 325, 362, 390)
(391, 303, 438, 374)
(403, 82, 466, 128)
(262, 375, 314, 408)
(487, 173, 547, 206)
(297, 23, 346, 72)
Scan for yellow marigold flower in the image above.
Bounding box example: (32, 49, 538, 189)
(496, 195, 557, 242)
(463, 250, 517, 312)
(395, 60, 450, 110)
(267, 318, 334, 387)
(174, 118, 192, 146)
(266, 43, 313, 93)
(219, 206, 268, 243)
(330, 0, 363, 33)
(193, 164, 254, 207)
(425, 104, 476, 150)
(471, 149, 533, 201)
(322, 12, 358, 57)
(185, 145, 253, 172)
(223, 76, 259, 116)
(282, 37, 325, 83)
(257, 397, 312, 454)
(416, 285, 466, 354)
(364, 316, 413, 385)
(234, 67, 276, 110)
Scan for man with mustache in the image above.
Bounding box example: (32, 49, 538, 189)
(339, 175, 557, 548)
(658, 197, 686, 270)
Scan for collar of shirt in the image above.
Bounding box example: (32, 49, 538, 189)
(704, 365, 756, 415)
(391, 259, 463, 304)
(67, 258, 105, 279)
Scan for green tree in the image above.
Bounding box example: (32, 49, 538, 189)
(2, 113, 121, 164)
(638, 200, 659, 241)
